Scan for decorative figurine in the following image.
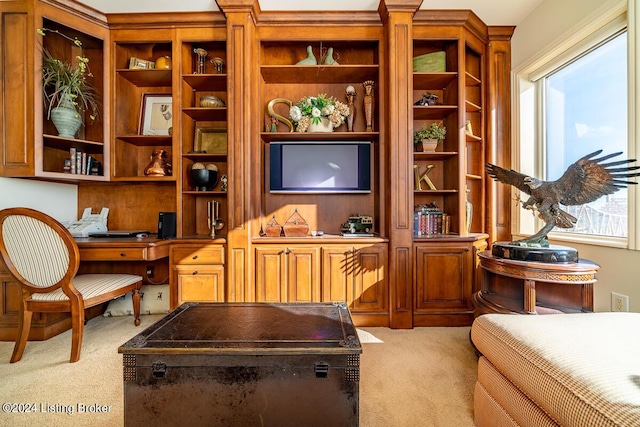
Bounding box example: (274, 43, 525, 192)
(345, 85, 356, 132)
(266, 98, 294, 132)
(324, 47, 339, 65)
(210, 57, 225, 74)
(220, 174, 228, 192)
(191, 162, 218, 191)
(144, 150, 170, 176)
(487, 150, 640, 246)
(270, 116, 278, 132)
(296, 45, 317, 65)
(193, 48, 209, 74)
(414, 164, 436, 190)
(362, 80, 375, 132)
(414, 91, 439, 106)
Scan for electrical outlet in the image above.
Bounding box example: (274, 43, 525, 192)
(146, 266, 155, 278)
(611, 292, 629, 312)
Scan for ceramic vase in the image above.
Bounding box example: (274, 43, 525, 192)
(308, 117, 334, 132)
(50, 94, 82, 138)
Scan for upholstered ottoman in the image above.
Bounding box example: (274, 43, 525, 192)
(471, 313, 640, 427)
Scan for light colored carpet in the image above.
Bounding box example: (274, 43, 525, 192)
(0, 315, 477, 426)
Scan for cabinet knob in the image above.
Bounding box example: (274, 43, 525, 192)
(120, 253, 126, 257)
(192, 271, 199, 275)
(192, 255, 199, 260)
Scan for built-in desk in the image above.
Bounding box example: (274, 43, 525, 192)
(0, 237, 171, 342)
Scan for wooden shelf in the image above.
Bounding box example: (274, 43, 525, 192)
(182, 74, 227, 91)
(116, 69, 172, 87)
(43, 134, 104, 154)
(465, 71, 481, 86)
(413, 151, 457, 160)
(116, 135, 173, 146)
(183, 152, 227, 161)
(414, 189, 458, 194)
(465, 100, 481, 112)
(182, 107, 227, 121)
(260, 65, 378, 83)
(182, 190, 228, 196)
(261, 131, 379, 143)
(413, 72, 457, 89)
(413, 105, 458, 120)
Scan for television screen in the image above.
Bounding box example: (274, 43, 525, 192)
(269, 142, 371, 193)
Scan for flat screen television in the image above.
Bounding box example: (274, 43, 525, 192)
(268, 141, 371, 193)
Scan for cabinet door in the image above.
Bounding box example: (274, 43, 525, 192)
(254, 246, 320, 303)
(286, 247, 321, 303)
(351, 245, 387, 312)
(255, 246, 286, 302)
(322, 244, 387, 313)
(414, 244, 472, 312)
(175, 266, 225, 305)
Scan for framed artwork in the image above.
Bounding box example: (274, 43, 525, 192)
(129, 57, 155, 69)
(139, 94, 172, 136)
(194, 127, 227, 154)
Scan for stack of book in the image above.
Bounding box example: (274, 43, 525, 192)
(414, 206, 450, 236)
(66, 147, 101, 175)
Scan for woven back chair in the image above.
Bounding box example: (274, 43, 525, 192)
(0, 207, 142, 363)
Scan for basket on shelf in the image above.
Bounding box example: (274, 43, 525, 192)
(413, 51, 446, 72)
(283, 209, 309, 237)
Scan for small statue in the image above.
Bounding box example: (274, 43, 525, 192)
(345, 85, 356, 132)
(487, 150, 640, 246)
(270, 116, 278, 132)
(324, 47, 339, 65)
(144, 150, 169, 176)
(296, 45, 317, 65)
(220, 174, 228, 192)
(363, 80, 375, 132)
(414, 91, 439, 106)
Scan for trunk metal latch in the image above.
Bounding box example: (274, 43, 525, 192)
(152, 362, 167, 378)
(315, 362, 329, 378)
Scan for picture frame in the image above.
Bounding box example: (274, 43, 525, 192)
(139, 94, 172, 136)
(129, 57, 155, 69)
(194, 126, 227, 154)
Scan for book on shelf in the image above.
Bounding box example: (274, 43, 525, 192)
(414, 208, 450, 236)
(67, 148, 101, 175)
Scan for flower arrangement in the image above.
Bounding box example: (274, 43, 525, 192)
(414, 122, 446, 144)
(289, 94, 350, 132)
(37, 28, 99, 124)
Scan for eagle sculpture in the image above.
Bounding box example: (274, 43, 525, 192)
(486, 150, 640, 246)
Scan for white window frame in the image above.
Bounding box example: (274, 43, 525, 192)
(512, 0, 637, 250)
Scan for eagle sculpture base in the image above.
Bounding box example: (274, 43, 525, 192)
(492, 242, 578, 263)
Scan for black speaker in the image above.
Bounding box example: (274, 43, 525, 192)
(158, 212, 176, 239)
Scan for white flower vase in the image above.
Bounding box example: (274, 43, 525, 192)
(51, 94, 82, 138)
(421, 138, 438, 152)
(308, 117, 334, 132)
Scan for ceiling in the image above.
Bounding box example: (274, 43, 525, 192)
(76, 0, 543, 26)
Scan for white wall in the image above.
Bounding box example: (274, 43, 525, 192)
(0, 177, 77, 223)
(513, 0, 640, 312)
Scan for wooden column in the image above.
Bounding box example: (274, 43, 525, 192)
(379, 0, 422, 328)
(216, 0, 259, 302)
(485, 27, 515, 244)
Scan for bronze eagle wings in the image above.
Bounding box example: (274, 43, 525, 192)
(486, 150, 640, 246)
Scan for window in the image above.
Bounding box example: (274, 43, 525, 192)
(515, 8, 633, 248)
(543, 31, 628, 238)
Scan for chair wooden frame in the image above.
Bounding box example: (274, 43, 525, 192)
(0, 207, 142, 363)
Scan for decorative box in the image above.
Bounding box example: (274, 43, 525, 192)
(264, 215, 282, 237)
(413, 51, 446, 72)
(283, 209, 309, 237)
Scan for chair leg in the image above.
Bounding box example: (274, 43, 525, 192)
(10, 296, 33, 363)
(69, 300, 85, 363)
(132, 288, 141, 326)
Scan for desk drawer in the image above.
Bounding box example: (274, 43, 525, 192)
(171, 246, 224, 265)
(80, 248, 147, 261)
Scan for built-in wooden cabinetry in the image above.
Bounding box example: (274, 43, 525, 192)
(170, 240, 225, 308)
(0, 0, 513, 329)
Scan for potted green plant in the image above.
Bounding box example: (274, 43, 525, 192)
(38, 28, 99, 138)
(414, 122, 446, 152)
